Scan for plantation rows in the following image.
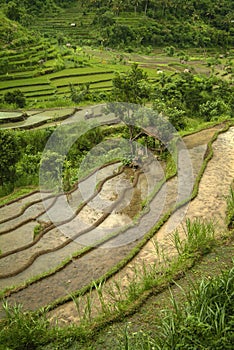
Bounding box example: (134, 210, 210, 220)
(29, 5, 145, 47)
(0, 55, 114, 103)
(30, 6, 96, 45)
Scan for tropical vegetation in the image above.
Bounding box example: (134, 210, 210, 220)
(0, 1, 233, 349)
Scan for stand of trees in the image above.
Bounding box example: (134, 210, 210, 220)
(110, 64, 233, 129)
(0, 0, 233, 47)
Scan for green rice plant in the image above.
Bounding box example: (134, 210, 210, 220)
(93, 281, 111, 315)
(0, 300, 49, 350)
(151, 238, 166, 264)
(226, 186, 234, 229)
(83, 289, 93, 322)
(71, 293, 82, 321)
(105, 279, 125, 307)
(71, 289, 96, 325)
(173, 218, 216, 258)
(121, 262, 160, 304)
(141, 261, 160, 291)
(33, 223, 42, 239)
(0, 77, 49, 90)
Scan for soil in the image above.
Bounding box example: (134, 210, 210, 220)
(0, 125, 233, 324)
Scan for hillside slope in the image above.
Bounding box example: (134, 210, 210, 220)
(0, 11, 39, 48)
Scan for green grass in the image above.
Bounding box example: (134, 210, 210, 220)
(119, 262, 234, 350)
(49, 68, 114, 79)
(52, 73, 114, 87)
(24, 90, 56, 98)
(226, 186, 234, 229)
(0, 78, 49, 91)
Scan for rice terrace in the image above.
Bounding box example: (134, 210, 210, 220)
(0, 1, 234, 349)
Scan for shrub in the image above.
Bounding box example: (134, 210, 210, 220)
(4, 89, 26, 108)
(0, 301, 49, 350)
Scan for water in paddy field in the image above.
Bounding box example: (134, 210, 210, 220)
(0, 126, 233, 316)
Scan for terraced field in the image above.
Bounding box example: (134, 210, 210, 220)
(0, 63, 115, 103)
(0, 1, 233, 111)
(29, 6, 145, 47)
(2, 42, 232, 107)
(0, 119, 233, 325)
(0, 108, 77, 129)
(1, 15, 232, 108)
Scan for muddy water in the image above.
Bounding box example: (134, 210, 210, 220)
(0, 164, 122, 280)
(0, 222, 36, 254)
(0, 127, 213, 316)
(0, 165, 153, 287)
(122, 126, 234, 269)
(0, 124, 228, 316)
(49, 126, 234, 325)
(0, 196, 55, 233)
(0, 192, 42, 222)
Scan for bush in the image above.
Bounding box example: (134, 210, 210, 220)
(4, 89, 26, 108)
(199, 99, 230, 121)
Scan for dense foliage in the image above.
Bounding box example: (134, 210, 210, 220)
(80, 0, 234, 48)
(111, 65, 233, 129)
(0, 125, 107, 195)
(0, 0, 233, 48)
(152, 71, 233, 123)
(0, 129, 51, 195)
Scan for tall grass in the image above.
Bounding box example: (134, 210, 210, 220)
(0, 301, 49, 350)
(226, 186, 234, 229)
(173, 218, 216, 257)
(120, 262, 234, 349)
(69, 219, 217, 325)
